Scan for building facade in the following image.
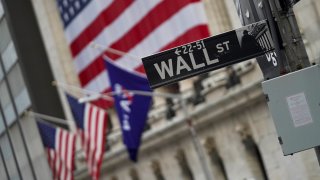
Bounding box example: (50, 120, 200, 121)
(1, 0, 320, 180)
(0, 0, 67, 179)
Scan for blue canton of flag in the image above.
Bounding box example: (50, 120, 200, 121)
(37, 122, 76, 180)
(104, 56, 152, 162)
(57, 0, 92, 28)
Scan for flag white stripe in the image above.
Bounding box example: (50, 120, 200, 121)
(84, 104, 91, 151)
(90, 106, 98, 152)
(95, 111, 105, 160)
(67, 134, 74, 169)
(65, 0, 114, 43)
(73, 0, 162, 73)
(83, 70, 110, 92)
(115, 2, 207, 69)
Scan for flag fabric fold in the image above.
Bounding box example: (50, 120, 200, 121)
(37, 121, 76, 180)
(104, 57, 152, 162)
(66, 94, 108, 180)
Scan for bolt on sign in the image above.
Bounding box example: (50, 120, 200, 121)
(142, 20, 274, 89)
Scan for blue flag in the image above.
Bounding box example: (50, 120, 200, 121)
(104, 57, 152, 162)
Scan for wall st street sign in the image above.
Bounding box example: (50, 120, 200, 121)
(142, 20, 274, 89)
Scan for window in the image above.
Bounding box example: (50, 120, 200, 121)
(0, 146, 9, 179)
(0, 135, 20, 179)
(238, 125, 268, 180)
(2, 42, 18, 72)
(129, 168, 140, 180)
(7, 64, 31, 114)
(0, 19, 11, 54)
(110, 176, 118, 180)
(204, 137, 227, 180)
(0, 81, 15, 124)
(175, 149, 194, 180)
(0, 65, 3, 81)
(0, 2, 3, 20)
(0, 113, 5, 134)
(242, 135, 268, 180)
(151, 160, 165, 180)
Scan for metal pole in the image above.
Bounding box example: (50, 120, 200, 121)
(0, 59, 37, 179)
(263, 0, 290, 72)
(0, 97, 22, 179)
(267, 0, 320, 166)
(27, 111, 69, 126)
(0, 146, 10, 180)
(180, 98, 214, 180)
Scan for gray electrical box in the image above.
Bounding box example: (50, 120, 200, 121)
(262, 65, 320, 155)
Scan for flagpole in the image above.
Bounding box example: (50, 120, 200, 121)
(180, 98, 214, 180)
(90, 42, 140, 60)
(52, 81, 114, 102)
(27, 111, 70, 126)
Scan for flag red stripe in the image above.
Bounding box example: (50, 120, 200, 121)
(78, 57, 105, 87)
(70, 135, 76, 180)
(92, 111, 100, 178)
(91, 88, 113, 108)
(64, 134, 70, 180)
(70, 0, 134, 57)
(78, 24, 208, 86)
(96, 114, 107, 179)
(132, 25, 210, 74)
(159, 24, 210, 51)
(104, 0, 200, 60)
(134, 65, 146, 74)
(52, 151, 57, 180)
(57, 131, 63, 178)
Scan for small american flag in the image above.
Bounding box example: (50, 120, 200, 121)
(56, 0, 210, 108)
(37, 122, 76, 180)
(66, 94, 108, 180)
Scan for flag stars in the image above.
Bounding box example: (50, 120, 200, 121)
(64, 13, 69, 21)
(75, 1, 80, 10)
(69, 7, 75, 16)
(59, 6, 63, 13)
(63, 0, 68, 7)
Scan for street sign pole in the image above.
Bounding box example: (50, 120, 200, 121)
(181, 98, 214, 180)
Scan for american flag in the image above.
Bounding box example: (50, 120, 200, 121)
(37, 122, 76, 180)
(56, 0, 210, 108)
(66, 94, 108, 180)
